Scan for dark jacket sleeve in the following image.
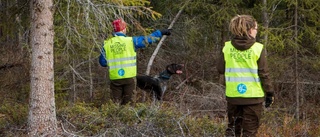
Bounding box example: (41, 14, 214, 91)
(257, 48, 274, 95)
(216, 51, 226, 86)
(216, 52, 225, 75)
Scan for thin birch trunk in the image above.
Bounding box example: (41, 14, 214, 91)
(262, 0, 269, 47)
(145, 0, 191, 75)
(294, 0, 300, 121)
(89, 46, 94, 101)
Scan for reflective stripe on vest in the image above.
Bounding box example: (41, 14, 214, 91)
(223, 41, 264, 98)
(226, 77, 260, 82)
(108, 56, 136, 69)
(104, 36, 137, 80)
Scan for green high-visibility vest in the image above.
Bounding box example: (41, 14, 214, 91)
(104, 36, 137, 80)
(223, 41, 264, 98)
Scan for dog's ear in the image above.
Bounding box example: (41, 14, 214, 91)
(166, 63, 184, 74)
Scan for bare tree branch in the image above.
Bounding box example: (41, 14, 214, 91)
(145, 0, 191, 75)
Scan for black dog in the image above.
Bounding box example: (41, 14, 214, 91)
(136, 63, 184, 100)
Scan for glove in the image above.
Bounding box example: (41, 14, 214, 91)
(160, 29, 171, 36)
(265, 92, 274, 108)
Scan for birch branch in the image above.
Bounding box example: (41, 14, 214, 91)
(145, 0, 190, 75)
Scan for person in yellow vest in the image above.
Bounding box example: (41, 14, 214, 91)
(217, 15, 274, 137)
(99, 18, 171, 105)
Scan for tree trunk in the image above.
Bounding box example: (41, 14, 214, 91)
(262, 0, 269, 47)
(294, 0, 300, 121)
(28, 0, 57, 136)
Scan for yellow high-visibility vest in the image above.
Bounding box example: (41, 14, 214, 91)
(104, 36, 136, 80)
(223, 41, 264, 98)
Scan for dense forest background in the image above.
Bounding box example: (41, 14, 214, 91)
(1, 0, 320, 136)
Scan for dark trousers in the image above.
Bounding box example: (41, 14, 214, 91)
(225, 102, 263, 137)
(110, 77, 136, 105)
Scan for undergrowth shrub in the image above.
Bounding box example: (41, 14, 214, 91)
(259, 108, 320, 137)
(57, 101, 226, 136)
(0, 101, 28, 136)
(57, 102, 101, 135)
(0, 102, 28, 127)
(185, 115, 226, 137)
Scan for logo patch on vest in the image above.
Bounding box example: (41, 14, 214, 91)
(118, 69, 125, 76)
(111, 42, 126, 55)
(237, 83, 247, 94)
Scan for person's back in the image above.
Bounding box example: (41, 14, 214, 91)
(217, 15, 274, 137)
(104, 36, 137, 80)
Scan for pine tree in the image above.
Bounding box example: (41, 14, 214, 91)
(28, 0, 57, 136)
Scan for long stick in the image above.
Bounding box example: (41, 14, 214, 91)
(145, 0, 190, 75)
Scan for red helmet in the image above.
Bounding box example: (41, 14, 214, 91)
(112, 19, 126, 32)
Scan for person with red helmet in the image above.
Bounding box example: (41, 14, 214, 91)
(99, 18, 171, 105)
